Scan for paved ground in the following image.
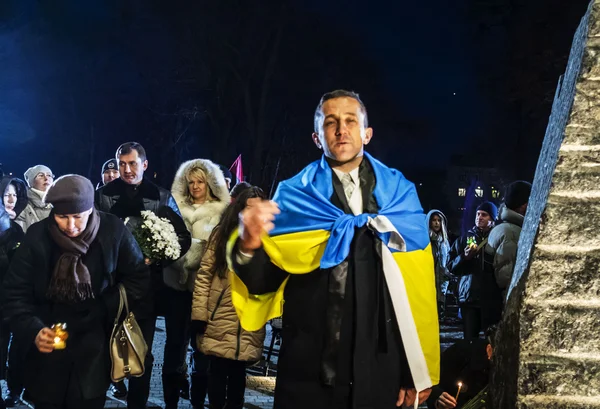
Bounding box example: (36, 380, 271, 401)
(4, 317, 463, 409)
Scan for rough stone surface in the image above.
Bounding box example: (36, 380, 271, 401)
(490, 1, 600, 408)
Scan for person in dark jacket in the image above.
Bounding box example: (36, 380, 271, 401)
(0, 176, 27, 407)
(426, 326, 496, 409)
(95, 142, 191, 409)
(231, 90, 438, 409)
(2, 175, 149, 409)
(448, 202, 502, 339)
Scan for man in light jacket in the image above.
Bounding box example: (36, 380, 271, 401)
(487, 181, 532, 300)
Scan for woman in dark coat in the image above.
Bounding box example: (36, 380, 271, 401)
(2, 175, 149, 409)
(0, 175, 27, 406)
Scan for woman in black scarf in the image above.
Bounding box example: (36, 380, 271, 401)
(2, 175, 149, 409)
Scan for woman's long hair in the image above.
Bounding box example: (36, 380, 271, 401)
(208, 186, 266, 279)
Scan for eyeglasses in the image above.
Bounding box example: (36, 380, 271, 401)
(35, 173, 55, 179)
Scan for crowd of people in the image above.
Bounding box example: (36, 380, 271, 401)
(0, 89, 532, 409)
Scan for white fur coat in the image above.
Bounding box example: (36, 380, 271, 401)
(163, 159, 230, 292)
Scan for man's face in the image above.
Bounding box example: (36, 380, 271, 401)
(430, 214, 442, 233)
(103, 169, 120, 185)
(3, 184, 17, 215)
(475, 210, 493, 230)
(54, 208, 92, 238)
(32, 171, 54, 191)
(312, 97, 373, 165)
(118, 150, 147, 185)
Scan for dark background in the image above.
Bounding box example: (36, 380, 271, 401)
(0, 0, 591, 201)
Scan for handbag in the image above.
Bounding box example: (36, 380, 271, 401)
(110, 284, 148, 382)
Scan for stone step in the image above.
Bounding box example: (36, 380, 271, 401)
(536, 196, 600, 244)
(519, 395, 600, 409)
(525, 251, 600, 299)
(519, 354, 600, 396)
(519, 302, 600, 354)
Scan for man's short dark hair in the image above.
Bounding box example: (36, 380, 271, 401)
(116, 142, 147, 162)
(313, 90, 369, 133)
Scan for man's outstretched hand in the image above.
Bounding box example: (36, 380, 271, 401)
(397, 388, 432, 408)
(238, 198, 280, 254)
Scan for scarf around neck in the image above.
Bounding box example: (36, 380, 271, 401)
(46, 209, 100, 303)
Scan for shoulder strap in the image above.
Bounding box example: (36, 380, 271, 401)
(113, 284, 126, 326)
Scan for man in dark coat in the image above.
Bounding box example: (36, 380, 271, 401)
(95, 142, 191, 409)
(2, 175, 149, 409)
(448, 202, 502, 339)
(230, 90, 438, 409)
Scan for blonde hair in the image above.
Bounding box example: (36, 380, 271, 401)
(185, 166, 216, 204)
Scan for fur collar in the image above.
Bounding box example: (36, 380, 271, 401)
(98, 177, 162, 200)
(171, 159, 230, 207)
(179, 200, 228, 226)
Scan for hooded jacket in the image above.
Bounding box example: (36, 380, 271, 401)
(1, 177, 28, 220)
(163, 159, 230, 292)
(426, 210, 450, 303)
(487, 205, 524, 296)
(15, 187, 53, 233)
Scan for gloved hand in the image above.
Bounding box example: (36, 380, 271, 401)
(190, 320, 207, 341)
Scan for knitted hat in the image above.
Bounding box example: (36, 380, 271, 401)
(44, 175, 95, 215)
(101, 158, 118, 175)
(477, 201, 498, 220)
(504, 181, 532, 210)
(24, 165, 53, 187)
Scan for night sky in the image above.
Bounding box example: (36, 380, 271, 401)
(0, 0, 591, 190)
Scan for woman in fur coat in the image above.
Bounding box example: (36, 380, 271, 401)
(163, 159, 230, 409)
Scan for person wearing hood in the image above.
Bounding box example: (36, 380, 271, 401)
(0, 176, 27, 406)
(487, 181, 532, 301)
(163, 159, 230, 409)
(2, 175, 149, 409)
(15, 165, 54, 233)
(448, 202, 502, 339)
(0, 188, 25, 409)
(2, 177, 27, 223)
(426, 210, 451, 318)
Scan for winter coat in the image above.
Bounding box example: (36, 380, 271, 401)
(192, 243, 265, 362)
(487, 206, 524, 296)
(0, 206, 24, 291)
(232, 159, 414, 409)
(2, 211, 149, 403)
(95, 177, 191, 319)
(426, 210, 450, 303)
(15, 188, 52, 233)
(448, 227, 493, 305)
(164, 159, 229, 292)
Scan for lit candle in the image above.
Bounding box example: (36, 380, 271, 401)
(455, 382, 463, 401)
(51, 323, 69, 350)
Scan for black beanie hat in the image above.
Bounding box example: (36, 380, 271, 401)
(476, 201, 498, 220)
(505, 181, 532, 210)
(101, 158, 118, 175)
(45, 175, 95, 215)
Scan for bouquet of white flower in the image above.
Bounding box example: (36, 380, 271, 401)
(126, 210, 182, 262)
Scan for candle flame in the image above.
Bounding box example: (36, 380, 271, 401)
(458, 382, 462, 387)
(54, 337, 61, 344)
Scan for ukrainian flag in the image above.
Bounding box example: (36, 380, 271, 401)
(229, 152, 439, 391)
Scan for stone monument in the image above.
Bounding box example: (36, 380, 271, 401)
(490, 1, 600, 408)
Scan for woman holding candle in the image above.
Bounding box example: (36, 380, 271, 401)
(2, 175, 149, 409)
